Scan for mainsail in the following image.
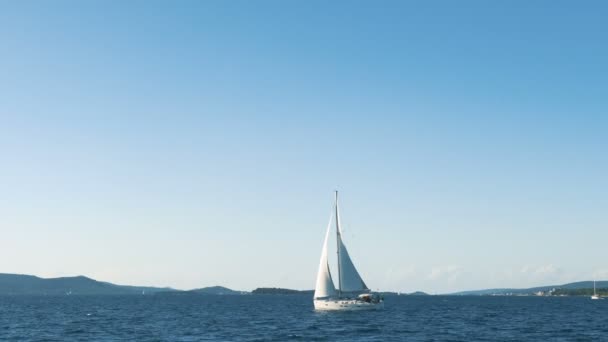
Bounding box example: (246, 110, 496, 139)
(313, 214, 337, 299)
(336, 194, 369, 293)
(337, 238, 368, 292)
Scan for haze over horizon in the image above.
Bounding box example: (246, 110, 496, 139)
(1, 1, 607, 294)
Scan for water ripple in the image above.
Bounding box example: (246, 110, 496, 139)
(1, 295, 607, 341)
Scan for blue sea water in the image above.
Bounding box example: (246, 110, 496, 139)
(1, 294, 607, 341)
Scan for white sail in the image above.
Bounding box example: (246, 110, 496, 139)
(338, 237, 369, 292)
(336, 193, 369, 293)
(314, 215, 337, 299)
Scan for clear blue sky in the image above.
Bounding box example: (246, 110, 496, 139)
(1, 1, 606, 293)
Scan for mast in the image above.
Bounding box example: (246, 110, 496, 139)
(335, 190, 342, 297)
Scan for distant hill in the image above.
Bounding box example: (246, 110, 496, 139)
(376, 291, 429, 296)
(451, 281, 608, 296)
(0, 273, 175, 295)
(252, 287, 314, 295)
(189, 286, 245, 295)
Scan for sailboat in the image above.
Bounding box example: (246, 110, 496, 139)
(313, 191, 383, 311)
(591, 280, 600, 300)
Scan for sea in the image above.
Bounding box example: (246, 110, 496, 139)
(1, 294, 607, 341)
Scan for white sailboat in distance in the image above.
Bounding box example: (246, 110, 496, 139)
(591, 280, 600, 300)
(313, 191, 383, 311)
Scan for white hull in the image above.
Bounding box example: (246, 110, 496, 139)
(591, 295, 600, 300)
(314, 299, 384, 311)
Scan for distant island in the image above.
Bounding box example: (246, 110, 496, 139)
(0, 273, 429, 296)
(252, 287, 314, 295)
(250, 288, 428, 296)
(0, 273, 175, 296)
(5, 273, 602, 298)
(0, 273, 261, 296)
(189, 286, 246, 295)
(451, 281, 608, 296)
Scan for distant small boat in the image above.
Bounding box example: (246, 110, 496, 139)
(313, 191, 383, 311)
(591, 280, 600, 300)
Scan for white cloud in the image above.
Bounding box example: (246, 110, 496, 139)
(513, 263, 568, 286)
(428, 265, 463, 283)
(534, 264, 559, 276)
(379, 264, 419, 291)
(519, 264, 560, 276)
(592, 269, 608, 279)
